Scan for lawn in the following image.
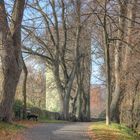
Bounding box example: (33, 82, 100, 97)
(89, 122, 140, 140)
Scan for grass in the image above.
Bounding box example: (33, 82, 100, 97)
(89, 122, 140, 140)
(0, 119, 43, 140)
(0, 121, 25, 132)
(0, 121, 25, 140)
(0, 118, 67, 140)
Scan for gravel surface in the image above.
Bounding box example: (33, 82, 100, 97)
(24, 122, 91, 140)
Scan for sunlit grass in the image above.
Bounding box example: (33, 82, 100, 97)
(89, 122, 140, 140)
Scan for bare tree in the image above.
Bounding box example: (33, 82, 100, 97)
(89, 0, 112, 125)
(22, 0, 92, 120)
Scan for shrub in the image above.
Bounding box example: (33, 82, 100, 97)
(13, 100, 23, 120)
(29, 107, 43, 116)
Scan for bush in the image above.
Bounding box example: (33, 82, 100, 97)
(13, 100, 61, 121)
(29, 107, 43, 116)
(13, 100, 23, 120)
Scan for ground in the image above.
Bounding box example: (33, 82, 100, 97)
(89, 122, 140, 140)
(24, 122, 91, 140)
(0, 121, 25, 140)
(0, 121, 139, 140)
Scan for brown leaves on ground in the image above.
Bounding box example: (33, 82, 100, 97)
(15, 120, 39, 128)
(0, 120, 39, 140)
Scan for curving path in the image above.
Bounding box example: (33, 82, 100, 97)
(24, 122, 91, 140)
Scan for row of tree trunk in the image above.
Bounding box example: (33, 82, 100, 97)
(103, 0, 139, 128)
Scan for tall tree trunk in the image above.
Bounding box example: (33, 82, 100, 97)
(110, 1, 127, 122)
(63, 65, 77, 120)
(121, 0, 138, 129)
(124, 0, 137, 70)
(71, 89, 79, 115)
(104, 32, 111, 125)
(22, 56, 28, 119)
(0, 0, 25, 122)
(0, 53, 22, 122)
(59, 0, 81, 120)
(85, 46, 91, 121)
(77, 84, 82, 120)
(53, 65, 64, 113)
(53, 63, 76, 120)
(77, 57, 90, 121)
(103, 1, 111, 125)
(63, 93, 70, 120)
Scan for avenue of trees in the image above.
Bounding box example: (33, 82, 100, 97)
(0, 0, 140, 132)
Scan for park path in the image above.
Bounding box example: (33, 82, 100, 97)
(24, 122, 91, 140)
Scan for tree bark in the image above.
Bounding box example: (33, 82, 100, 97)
(22, 56, 28, 119)
(53, 63, 76, 120)
(104, 31, 111, 125)
(124, 0, 137, 70)
(110, 0, 127, 122)
(0, 0, 25, 122)
(103, 1, 111, 125)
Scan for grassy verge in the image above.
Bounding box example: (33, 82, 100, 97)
(89, 122, 140, 140)
(0, 120, 43, 140)
(0, 119, 67, 140)
(0, 121, 25, 140)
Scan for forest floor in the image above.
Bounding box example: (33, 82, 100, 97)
(89, 122, 140, 140)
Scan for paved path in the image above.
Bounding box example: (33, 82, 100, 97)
(24, 122, 91, 140)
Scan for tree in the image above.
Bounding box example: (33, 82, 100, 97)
(0, 0, 25, 122)
(103, 0, 111, 125)
(89, 0, 112, 125)
(23, 0, 91, 120)
(22, 55, 28, 119)
(119, 0, 140, 131)
(110, 0, 128, 122)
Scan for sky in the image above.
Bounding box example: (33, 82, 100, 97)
(90, 42, 105, 85)
(4, 0, 104, 86)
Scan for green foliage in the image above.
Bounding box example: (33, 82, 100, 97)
(13, 100, 23, 112)
(13, 100, 23, 119)
(26, 102, 35, 108)
(29, 107, 43, 117)
(13, 100, 44, 119)
(12, 100, 61, 121)
(0, 121, 25, 132)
